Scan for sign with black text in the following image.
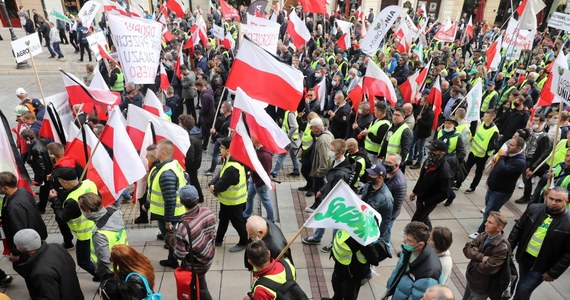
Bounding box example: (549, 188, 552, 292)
(11, 32, 42, 63)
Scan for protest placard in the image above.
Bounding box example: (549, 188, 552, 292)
(87, 31, 108, 61)
(78, 0, 102, 28)
(11, 32, 42, 63)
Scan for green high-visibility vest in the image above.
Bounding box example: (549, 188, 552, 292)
(526, 216, 552, 257)
(471, 124, 498, 158)
(386, 123, 410, 158)
(90, 226, 128, 267)
(332, 229, 366, 265)
(437, 130, 461, 154)
(301, 126, 313, 150)
(110, 67, 124, 92)
(547, 139, 570, 167)
(481, 90, 498, 112)
(66, 180, 97, 241)
(217, 160, 247, 206)
(499, 85, 516, 106)
(148, 160, 186, 217)
(365, 119, 390, 154)
(282, 111, 299, 141)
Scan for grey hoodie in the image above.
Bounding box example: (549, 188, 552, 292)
(86, 207, 127, 277)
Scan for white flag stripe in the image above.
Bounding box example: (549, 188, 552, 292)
(235, 114, 273, 189)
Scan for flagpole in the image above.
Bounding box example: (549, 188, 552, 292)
(79, 136, 104, 181)
(546, 100, 564, 188)
(206, 87, 227, 152)
(275, 225, 305, 261)
(27, 43, 47, 106)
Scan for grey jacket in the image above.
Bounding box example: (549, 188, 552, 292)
(87, 207, 127, 278)
(310, 130, 334, 178)
(181, 71, 197, 100)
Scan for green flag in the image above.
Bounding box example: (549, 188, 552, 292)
(50, 9, 72, 24)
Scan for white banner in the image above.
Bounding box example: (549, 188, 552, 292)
(548, 12, 570, 32)
(242, 16, 279, 54)
(87, 31, 108, 61)
(335, 19, 353, 34)
(213, 24, 225, 40)
(551, 52, 570, 105)
(361, 5, 402, 56)
(465, 79, 483, 122)
(78, 0, 102, 29)
(503, 18, 535, 59)
(11, 32, 42, 63)
(108, 14, 163, 84)
(402, 14, 420, 40)
(246, 13, 280, 28)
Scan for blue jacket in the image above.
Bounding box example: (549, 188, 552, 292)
(487, 151, 526, 194)
(386, 246, 443, 300)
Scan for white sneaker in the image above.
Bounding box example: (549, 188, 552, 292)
(480, 206, 485, 213)
(468, 232, 480, 239)
(517, 182, 524, 189)
(304, 207, 315, 213)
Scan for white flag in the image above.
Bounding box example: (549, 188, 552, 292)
(304, 181, 381, 246)
(78, 0, 102, 28)
(518, 0, 546, 30)
(464, 79, 483, 122)
(360, 5, 402, 56)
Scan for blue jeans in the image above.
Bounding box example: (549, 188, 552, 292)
(243, 179, 275, 222)
(158, 219, 179, 263)
(477, 189, 512, 233)
(513, 254, 544, 300)
(312, 228, 337, 243)
(207, 142, 221, 172)
(52, 42, 64, 58)
(409, 136, 427, 163)
(271, 147, 299, 176)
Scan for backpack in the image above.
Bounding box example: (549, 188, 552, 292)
(252, 259, 309, 300)
(487, 240, 518, 300)
(125, 272, 163, 300)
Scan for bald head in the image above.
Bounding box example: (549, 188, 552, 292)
(403, 103, 413, 116)
(423, 285, 454, 300)
(346, 138, 358, 154)
(246, 215, 268, 240)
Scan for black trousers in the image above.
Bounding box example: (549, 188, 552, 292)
(79, 41, 92, 61)
(523, 163, 547, 198)
(300, 161, 313, 188)
(200, 121, 213, 151)
(185, 97, 196, 121)
(458, 153, 488, 190)
(38, 181, 51, 212)
(59, 29, 68, 44)
(331, 263, 365, 300)
(188, 168, 204, 202)
(215, 203, 248, 245)
(69, 31, 78, 51)
(411, 198, 438, 230)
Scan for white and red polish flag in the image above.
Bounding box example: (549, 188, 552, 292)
(230, 88, 290, 155)
(314, 78, 328, 112)
(465, 16, 474, 39)
(347, 78, 365, 111)
(100, 107, 146, 193)
(363, 59, 397, 106)
(134, 123, 155, 201)
(102, 0, 129, 16)
(195, 14, 209, 46)
(174, 46, 184, 79)
(143, 89, 167, 119)
(287, 11, 310, 49)
(126, 104, 190, 168)
(160, 63, 170, 90)
(337, 31, 351, 51)
(538, 51, 568, 106)
(428, 76, 443, 130)
(166, 0, 186, 18)
(400, 60, 431, 103)
(97, 44, 119, 66)
(226, 38, 304, 112)
(0, 110, 32, 193)
(221, 32, 236, 50)
(60, 69, 121, 109)
(128, 2, 145, 18)
(66, 124, 121, 206)
(486, 36, 502, 71)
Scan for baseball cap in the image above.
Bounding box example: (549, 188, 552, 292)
(421, 89, 431, 95)
(427, 140, 448, 152)
(14, 105, 29, 116)
(54, 167, 78, 181)
(366, 164, 387, 177)
(487, 80, 495, 86)
(16, 88, 27, 96)
(309, 117, 323, 127)
(179, 185, 200, 207)
(13, 229, 41, 252)
(444, 116, 459, 126)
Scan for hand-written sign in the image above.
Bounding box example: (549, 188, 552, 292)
(108, 14, 162, 84)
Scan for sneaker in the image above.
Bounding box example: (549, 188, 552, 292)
(409, 163, 421, 169)
(0, 275, 13, 287)
(159, 259, 179, 268)
(305, 191, 314, 197)
(464, 188, 475, 194)
(271, 173, 277, 178)
(301, 237, 321, 245)
(298, 185, 310, 191)
(304, 207, 315, 213)
(229, 244, 246, 252)
(452, 186, 459, 191)
(205, 170, 214, 176)
(134, 216, 149, 224)
(157, 233, 164, 240)
(62, 242, 75, 250)
(515, 197, 530, 204)
(444, 196, 455, 207)
(320, 244, 332, 253)
(517, 182, 524, 189)
(287, 171, 300, 176)
(468, 232, 480, 239)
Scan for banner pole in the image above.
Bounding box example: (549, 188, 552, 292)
(79, 136, 103, 181)
(275, 225, 305, 261)
(546, 100, 564, 188)
(27, 43, 47, 106)
(205, 87, 227, 152)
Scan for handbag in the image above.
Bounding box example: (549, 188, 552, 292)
(173, 221, 201, 300)
(125, 272, 162, 300)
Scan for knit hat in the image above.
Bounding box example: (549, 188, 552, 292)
(13, 229, 41, 251)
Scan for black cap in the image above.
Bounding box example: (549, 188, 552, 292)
(217, 137, 231, 149)
(366, 164, 387, 177)
(54, 167, 78, 181)
(427, 140, 448, 152)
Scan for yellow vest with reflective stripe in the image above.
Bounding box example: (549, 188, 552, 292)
(251, 258, 296, 297)
(282, 111, 299, 141)
(547, 139, 570, 167)
(90, 227, 128, 267)
(471, 124, 498, 158)
(456, 123, 472, 140)
(332, 230, 367, 265)
(148, 160, 186, 217)
(387, 123, 409, 158)
(110, 67, 124, 92)
(437, 130, 460, 154)
(481, 90, 498, 112)
(218, 160, 247, 206)
(66, 180, 97, 241)
(537, 76, 548, 90)
(526, 216, 552, 257)
(365, 119, 390, 154)
(499, 85, 516, 106)
(301, 126, 313, 150)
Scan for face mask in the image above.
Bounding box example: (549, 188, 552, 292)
(383, 163, 395, 174)
(332, 80, 338, 86)
(358, 109, 363, 114)
(550, 119, 558, 125)
(531, 124, 539, 130)
(328, 150, 337, 158)
(315, 73, 322, 78)
(443, 127, 453, 132)
(402, 243, 415, 253)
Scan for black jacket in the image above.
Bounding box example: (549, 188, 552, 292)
(185, 128, 203, 171)
(487, 152, 526, 194)
(508, 204, 570, 279)
(319, 157, 355, 196)
(199, 88, 215, 125)
(210, 158, 242, 195)
(497, 109, 530, 145)
(2, 189, 48, 254)
(413, 105, 435, 139)
(14, 242, 84, 300)
(28, 140, 53, 183)
(329, 104, 351, 139)
(244, 219, 293, 270)
(413, 159, 452, 205)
